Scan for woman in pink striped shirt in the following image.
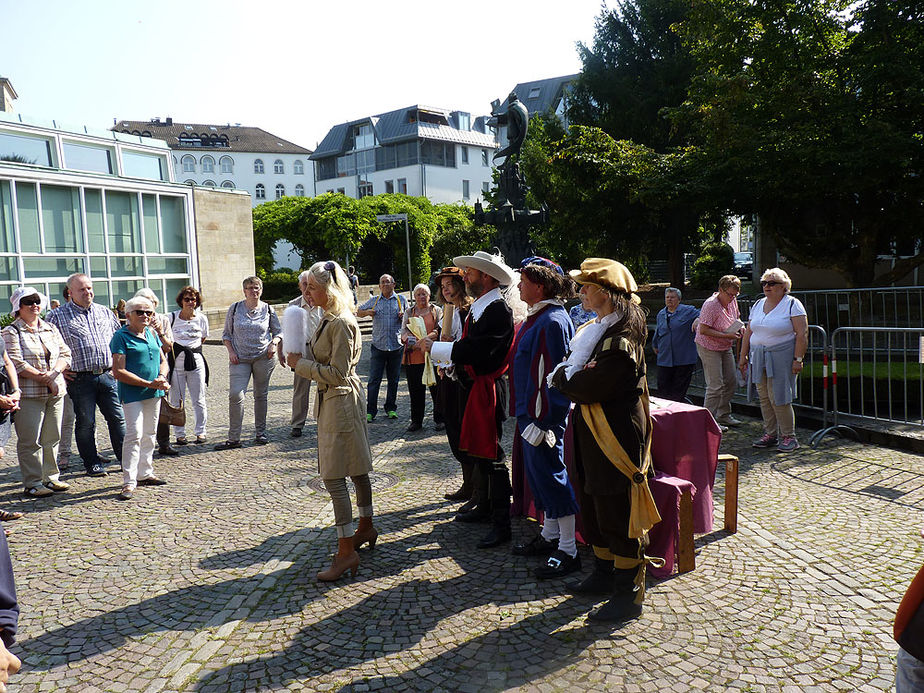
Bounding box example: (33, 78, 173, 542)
(694, 275, 742, 429)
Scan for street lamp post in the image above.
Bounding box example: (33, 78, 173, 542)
(375, 213, 412, 292)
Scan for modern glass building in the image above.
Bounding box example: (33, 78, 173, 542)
(0, 112, 198, 311)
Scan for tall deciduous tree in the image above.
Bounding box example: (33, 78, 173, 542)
(674, 0, 924, 287)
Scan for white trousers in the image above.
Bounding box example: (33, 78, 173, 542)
(170, 352, 208, 437)
(121, 398, 159, 489)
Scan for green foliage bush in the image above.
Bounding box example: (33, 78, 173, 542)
(260, 270, 300, 304)
(690, 242, 734, 290)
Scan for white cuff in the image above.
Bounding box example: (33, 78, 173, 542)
(431, 341, 454, 368)
(521, 423, 548, 447)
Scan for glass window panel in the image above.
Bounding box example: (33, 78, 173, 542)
(147, 281, 167, 311)
(147, 257, 188, 275)
(106, 191, 141, 253)
(0, 181, 15, 253)
(0, 257, 18, 282)
(165, 278, 191, 309)
(0, 285, 14, 308)
(0, 131, 53, 166)
(109, 256, 142, 278)
(142, 195, 160, 253)
(23, 257, 84, 278)
(41, 185, 83, 253)
(46, 281, 68, 305)
(85, 189, 105, 252)
(112, 280, 143, 305)
(16, 182, 40, 252)
(90, 256, 108, 277)
(92, 280, 111, 309)
(159, 196, 187, 254)
(63, 142, 113, 174)
(122, 151, 166, 181)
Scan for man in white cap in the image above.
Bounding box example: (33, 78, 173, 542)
(424, 250, 516, 549)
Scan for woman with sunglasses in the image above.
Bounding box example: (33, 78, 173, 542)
(739, 268, 808, 452)
(110, 296, 170, 501)
(2, 288, 71, 497)
(286, 261, 375, 581)
(695, 274, 743, 430)
(165, 287, 209, 445)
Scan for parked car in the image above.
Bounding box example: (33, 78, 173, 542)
(733, 252, 753, 279)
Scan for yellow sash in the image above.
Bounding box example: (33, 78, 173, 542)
(580, 381, 660, 539)
(407, 316, 437, 386)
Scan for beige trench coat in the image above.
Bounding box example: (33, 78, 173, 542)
(294, 312, 372, 479)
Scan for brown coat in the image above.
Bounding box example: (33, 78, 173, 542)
(294, 312, 372, 479)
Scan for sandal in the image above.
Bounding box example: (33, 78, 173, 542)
(23, 486, 53, 498)
(0, 510, 23, 522)
(175, 437, 189, 446)
(213, 440, 242, 451)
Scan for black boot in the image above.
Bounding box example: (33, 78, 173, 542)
(587, 567, 643, 623)
(444, 461, 473, 501)
(568, 556, 615, 596)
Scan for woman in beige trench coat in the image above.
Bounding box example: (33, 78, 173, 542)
(286, 260, 375, 581)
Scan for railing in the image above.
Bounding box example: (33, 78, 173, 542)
(813, 327, 924, 444)
(738, 286, 924, 333)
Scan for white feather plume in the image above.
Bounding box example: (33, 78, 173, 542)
(282, 305, 310, 358)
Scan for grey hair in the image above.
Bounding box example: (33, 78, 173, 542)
(133, 288, 159, 306)
(665, 287, 682, 300)
(760, 267, 792, 292)
(412, 283, 431, 296)
(298, 270, 311, 285)
(125, 296, 154, 314)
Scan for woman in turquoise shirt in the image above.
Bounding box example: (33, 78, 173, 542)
(110, 296, 170, 501)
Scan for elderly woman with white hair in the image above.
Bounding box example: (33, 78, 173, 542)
(286, 261, 375, 581)
(400, 283, 443, 432)
(739, 267, 808, 452)
(133, 288, 177, 456)
(2, 287, 71, 497)
(110, 296, 170, 501)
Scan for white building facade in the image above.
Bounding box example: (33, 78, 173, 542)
(310, 106, 498, 205)
(113, 119, 313, 207)
(0, 112, 198, 309)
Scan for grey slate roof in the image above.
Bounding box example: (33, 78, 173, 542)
(310, 105, 497, 160)
(510, 74, 578, 117)
(113, 120, 312, 155)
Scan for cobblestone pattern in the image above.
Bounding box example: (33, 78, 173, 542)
(1, 345, 920, 691)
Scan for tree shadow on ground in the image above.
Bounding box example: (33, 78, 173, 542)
(17, 501, 451, 670)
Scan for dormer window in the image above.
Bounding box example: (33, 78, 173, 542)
(528, 87, 541, 99)
(351, 124, 374, 151)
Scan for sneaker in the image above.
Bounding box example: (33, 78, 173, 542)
(752, 433, 778, 449)
(386, 410, 398, 420)
(718, 415, 742, 427)
(23, 486, 53, 497)
(366, 413, 374, 423)
(43, 479, 70, 492)
(87, 464, 108, 477)
(535, 550, 582, 580)
(777, 436, 800, 452)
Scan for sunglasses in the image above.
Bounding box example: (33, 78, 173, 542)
(760, 281, 781, 287)
(20, 297, 42, 306)
(134, 310, 154, 316)
(182, 296, 197, 303)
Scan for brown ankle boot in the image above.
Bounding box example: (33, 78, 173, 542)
(317, 537, 359, 581)
(353, 516, 378, 550)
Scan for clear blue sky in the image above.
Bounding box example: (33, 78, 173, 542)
(0, 0, 610, 148)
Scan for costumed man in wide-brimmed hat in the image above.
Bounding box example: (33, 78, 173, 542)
(550, 258, 662, 623)
(424, 250, 516, 549)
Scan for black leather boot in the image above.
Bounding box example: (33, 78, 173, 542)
(587, 567, 643, 623)
(567, 556, 615, 596)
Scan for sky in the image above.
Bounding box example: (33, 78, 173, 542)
(0, 0, 610, 149)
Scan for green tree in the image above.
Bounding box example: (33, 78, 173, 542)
(674, 0, 924, 287)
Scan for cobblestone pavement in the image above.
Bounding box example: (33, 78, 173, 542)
(2, 344, 921, 692)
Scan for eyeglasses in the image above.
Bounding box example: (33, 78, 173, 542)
(134, 310, 154, 316)
(182, 296, 197, 303)
(760, 280, 782, 287)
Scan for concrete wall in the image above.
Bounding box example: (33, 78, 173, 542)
(193, 187, 255, 323)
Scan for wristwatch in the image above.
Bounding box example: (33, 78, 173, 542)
(794, 357, 803, 363)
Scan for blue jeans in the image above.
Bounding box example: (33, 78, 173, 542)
(67, 371, 126, 471)
(367, 346, 403, 417)
(897, 647, 924, 692)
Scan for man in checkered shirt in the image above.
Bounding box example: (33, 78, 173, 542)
(48, 274, 125, 477)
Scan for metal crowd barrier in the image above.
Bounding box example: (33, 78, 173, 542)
(813, 326, 924, 445)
